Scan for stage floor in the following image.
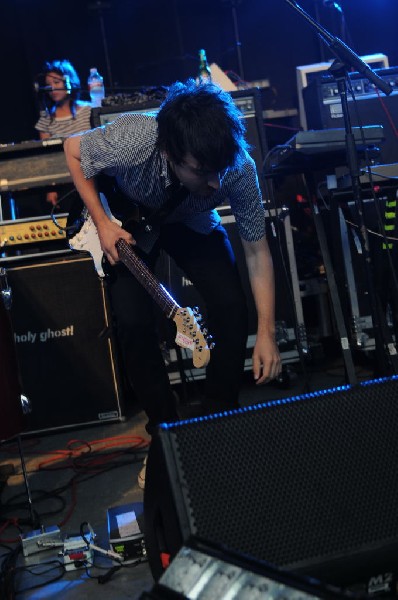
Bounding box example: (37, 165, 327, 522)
(0, 351, 374, 599)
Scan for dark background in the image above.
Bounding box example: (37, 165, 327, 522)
(1, 0, 397, 144)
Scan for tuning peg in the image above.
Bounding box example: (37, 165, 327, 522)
(206, 335, 215, 350)
(192, 307, 202, 319)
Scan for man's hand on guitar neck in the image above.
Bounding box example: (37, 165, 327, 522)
(97, 219, 135, 265)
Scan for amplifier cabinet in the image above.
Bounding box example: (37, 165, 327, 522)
(296, 54, 390, 129)
(5, 255, 124, 433)
(303, 68, 398, 164)
(157, 208, 306, 384)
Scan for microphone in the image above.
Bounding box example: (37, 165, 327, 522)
(34, 84, 53, 92)
(34, 85, 79, 92)
(34, 76, 73, 93)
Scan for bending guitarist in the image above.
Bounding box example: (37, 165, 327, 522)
(64, 80, 281, 488)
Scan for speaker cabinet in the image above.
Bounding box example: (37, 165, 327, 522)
(144, 376, 398, 590)
(5, 254, 124, 433)
(231, 89, 268, 195)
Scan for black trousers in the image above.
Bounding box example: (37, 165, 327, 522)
(106, 222, 249, 434)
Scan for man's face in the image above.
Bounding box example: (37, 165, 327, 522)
(168, 153, 226, 197)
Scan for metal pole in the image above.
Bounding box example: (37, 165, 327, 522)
(88, 1, 114, 90)
(17, 435, 38, 528)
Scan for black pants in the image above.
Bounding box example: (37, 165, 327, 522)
(106, 222, 249, 434)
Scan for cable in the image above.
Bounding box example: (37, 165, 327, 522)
(374, 87, 398, 140)
(79, 522, 123, 562)
(12, 560, 65, 595)
(1, 434, 149, 533)
(50, 187, 84, 234)
(0, 543, 21, 600)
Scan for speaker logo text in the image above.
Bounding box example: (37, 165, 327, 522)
(14, 326, 75, 344)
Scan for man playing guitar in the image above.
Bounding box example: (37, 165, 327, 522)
(64, 79, 281, 488)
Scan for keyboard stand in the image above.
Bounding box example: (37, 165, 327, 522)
(307, 179, 357, 385)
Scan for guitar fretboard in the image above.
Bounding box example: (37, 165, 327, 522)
(116, 238, 179, 318)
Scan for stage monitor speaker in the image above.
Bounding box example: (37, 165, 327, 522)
(5, 254, 124, 433)
(144, 376, 398, 594)
(303, 67, 398, 164)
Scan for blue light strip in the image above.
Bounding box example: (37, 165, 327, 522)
(160, 375, 398, 430)
(9, 196, 17, 220)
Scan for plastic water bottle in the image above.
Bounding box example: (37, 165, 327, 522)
(198, 49, 212, 84)
(88, 67, 105, 107)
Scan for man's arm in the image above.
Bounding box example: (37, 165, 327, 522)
(241, 236, 282, 384)
(64, 135, 134, 264)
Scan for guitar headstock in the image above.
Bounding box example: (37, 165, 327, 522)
(173, 307, 212, 368)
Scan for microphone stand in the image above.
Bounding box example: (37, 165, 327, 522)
(221, 0, 245, 80)
(283, 0, 398, 376)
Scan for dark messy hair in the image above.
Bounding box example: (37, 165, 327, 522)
(156, 79, 249, 172)
(37, 59, 81, 119)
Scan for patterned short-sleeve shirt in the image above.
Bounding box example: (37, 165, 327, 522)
(79, 112, 266, 242)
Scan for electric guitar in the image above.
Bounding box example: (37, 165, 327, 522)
(68, 195, 212, 369)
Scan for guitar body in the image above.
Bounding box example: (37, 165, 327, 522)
(67, 195, 212, 368)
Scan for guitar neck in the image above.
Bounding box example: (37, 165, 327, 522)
(116, 239, 179, 318)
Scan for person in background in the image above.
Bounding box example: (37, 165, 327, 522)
(64, 80, 282, 488)
(35, 59, 92, 207)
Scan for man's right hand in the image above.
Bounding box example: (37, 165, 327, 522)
(97, 219, 135, 265)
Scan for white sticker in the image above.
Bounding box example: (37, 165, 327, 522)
(116, 511, 140, 537)
(176, 332, 194, 350)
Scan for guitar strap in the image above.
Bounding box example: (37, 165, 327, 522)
(132, 180, 189, 253)
(147, 178, 189, 228)
(97, 172, 189, 254)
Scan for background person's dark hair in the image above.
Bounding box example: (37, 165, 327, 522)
(156, 79, 249, 172)
(36, 59, 82, 119)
